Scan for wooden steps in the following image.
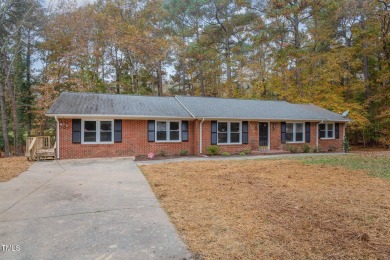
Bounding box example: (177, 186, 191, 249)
(25, 136, 56, 161)
(35, 149, 55, 161)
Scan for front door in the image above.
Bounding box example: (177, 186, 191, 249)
(259, 122, 269, 148)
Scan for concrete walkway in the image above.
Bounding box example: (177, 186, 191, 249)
(0, 158, 191, 260)
(136, 152, 348, 165)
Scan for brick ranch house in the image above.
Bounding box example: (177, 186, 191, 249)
(46, 92, 350, 159)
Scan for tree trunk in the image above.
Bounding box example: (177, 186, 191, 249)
(0, 81, 10, 156)
(2, 50, 22, 155)
(157, 61, 163, 96)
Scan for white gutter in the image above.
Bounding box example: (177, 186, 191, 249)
(55, 116, 60, 159)
(200, 118, 205, 154)
(45, 114, 194, 120)
(316, 120, 324, 148)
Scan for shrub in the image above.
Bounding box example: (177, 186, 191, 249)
(343, 136, 350, 153)
(222, 152, 230, 157)
(240, 148, 251, 155)
(239, 151, 246, 156)
(303, 144, 311, 153)
(206, 145, 220, 156)
(179, 149, 189, 156)
(286, 145, 298, 153)
(312, 146, 321, 153)
(159, 149, 167, 157)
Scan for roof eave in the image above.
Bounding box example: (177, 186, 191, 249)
(45, 114, 194, 120)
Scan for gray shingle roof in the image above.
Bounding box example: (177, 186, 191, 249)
(46, 92, 193, 118)
(46, 92, 349, 122)
(176, 96, 349, 121)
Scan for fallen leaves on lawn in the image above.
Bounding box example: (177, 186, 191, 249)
(0, 157, 31, 182)
(141, 159, 390, 259)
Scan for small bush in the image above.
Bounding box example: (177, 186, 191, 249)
(206, 145, 220, 156)
(240, 148, 251, 155)
(343, 136, 350, 153)
(159, 149, 167, 157)
(286, 145, 298, 153)
(312, 146, 321, 153)
(239, 151, 246, 156)
(303, 144, 311, 153)
(179, 149, 189, 156)
(222, 152, 230, 156)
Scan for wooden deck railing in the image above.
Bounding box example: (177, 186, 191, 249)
(25, 136, 53, 160)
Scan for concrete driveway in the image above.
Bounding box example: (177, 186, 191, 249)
(0, 158, 191, 260)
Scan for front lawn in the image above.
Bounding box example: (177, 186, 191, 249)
(0, 157, 31, 182)
(140, 154, 390, 259)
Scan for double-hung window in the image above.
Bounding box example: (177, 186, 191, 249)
(156, 121, 181, 142)
(319, 123, 334, 139)
(82, 120, 113, 144)
(286, 122, 304, 143)
(218, 122, 241, 144)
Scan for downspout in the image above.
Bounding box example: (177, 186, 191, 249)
(55, 116, 60, 159)
(200, 118, 205, 154)
(316, 120, 324, 149)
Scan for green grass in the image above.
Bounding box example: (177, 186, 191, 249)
(299, 154, 390, 179)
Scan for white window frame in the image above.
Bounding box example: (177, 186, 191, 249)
(286, 122, 305, 143)
(217, 121, 242, 145)
(155, 121, 182, 142)
(319, 123, 335, 139)
(81, 119, 114, 144)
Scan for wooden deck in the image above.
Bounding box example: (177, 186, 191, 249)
(25, 136, 56, 161)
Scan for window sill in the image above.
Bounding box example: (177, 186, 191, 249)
(81, 142, 114, 145)
(155, 141, 182, 143)
(217, 143, 243, 145)
(286, 142, 305, 144)
(320, 138, 335, 140)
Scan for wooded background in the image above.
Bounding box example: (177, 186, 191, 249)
(0, 0, 389, 156)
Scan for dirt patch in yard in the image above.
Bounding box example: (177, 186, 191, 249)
(140, 160, 390, 259)
(0, 157, 31, 182)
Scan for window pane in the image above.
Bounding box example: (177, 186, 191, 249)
(286, 123, 293, 133)
(100, 132, 112, 142)
(218, 122, 227, 132)
(170, 131, 179, 140)
(157, 131, 167, 141)
(286, 133, 293, 142)
(100, 121, 112, 131)
(296, 123, 303, 133)
(319, 124, 326, 131)
(170, 122, 179, 131)
(231, 133, 240, 143)
(230, 122, 240, 132)
(157, 122, 167, 131)
(85, 121, 96, 131)
(296, 133, 303, 142)
(84, 132, 96, 142)
(327, 124, 333, 131)
(320, 131, 326, 138)
(328, 130, 333, 138)
(218, 133, 228, 143)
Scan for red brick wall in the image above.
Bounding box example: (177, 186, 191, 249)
(269, 122, 344, 152)
(58, 119, 194, 159)
(58, 119, 344, 159)
(198, 121, 259, 155)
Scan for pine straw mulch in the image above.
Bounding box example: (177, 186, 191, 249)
(140, 160, 390, 259)
(0, 156, 31, 182)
